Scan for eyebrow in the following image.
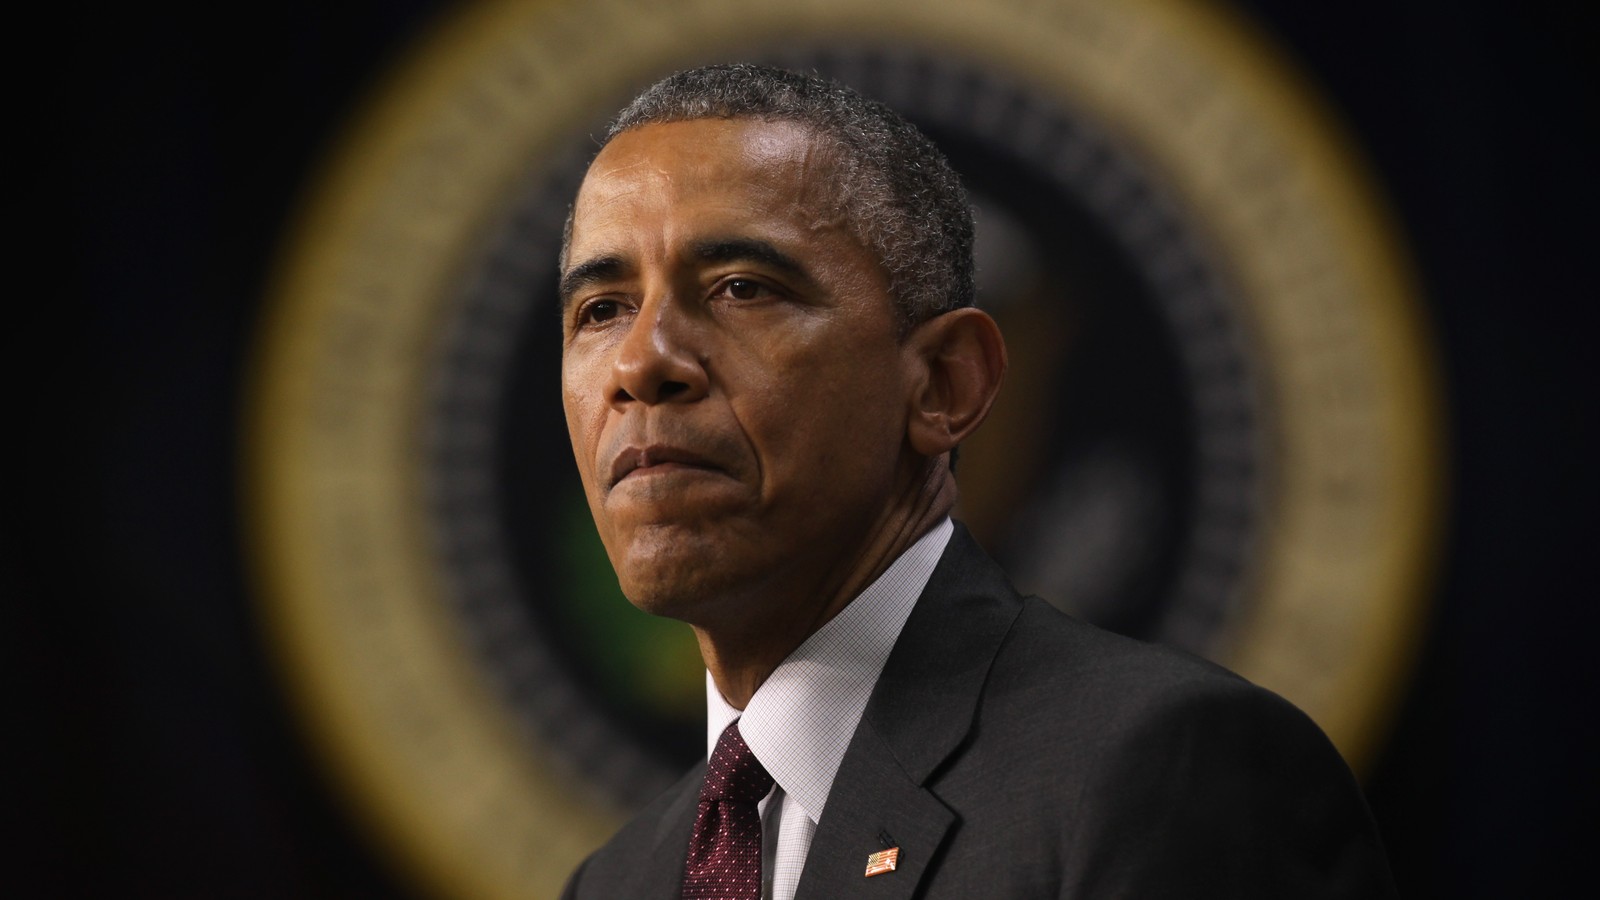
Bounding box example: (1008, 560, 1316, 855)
(558, 255, 626, 310)
(691, 237, 814, 288)
(558, 237, 817, 309)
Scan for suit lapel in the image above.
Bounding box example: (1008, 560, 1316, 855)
(795, 524, 1023, 899)
(793, 722, 954, 900)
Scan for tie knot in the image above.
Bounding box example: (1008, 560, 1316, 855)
(702, 721, 773, 804)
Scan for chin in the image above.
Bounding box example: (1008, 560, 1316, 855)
(611, 543, 712, 619)
(611, 537, 754, 627)
(604, 518, 768, 624)
(622, 588, 698, 623)
(617, 572, 722, 625)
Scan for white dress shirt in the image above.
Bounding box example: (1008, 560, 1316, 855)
(703, 518, 953, 900)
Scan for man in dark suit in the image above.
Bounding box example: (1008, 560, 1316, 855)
(558, 63, 1396, 899)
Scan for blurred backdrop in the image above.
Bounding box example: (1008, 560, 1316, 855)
(30, 0, 1593, 896)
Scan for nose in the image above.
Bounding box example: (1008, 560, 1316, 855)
(608, 292, 709, 406)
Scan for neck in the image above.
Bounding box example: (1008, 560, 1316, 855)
(697, 460, 956, 708)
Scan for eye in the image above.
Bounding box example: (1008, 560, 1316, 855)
(577, 298, 624, 326)
(718, 278, 772, 301)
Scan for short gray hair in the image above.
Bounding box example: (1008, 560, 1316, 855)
(574, 63, 975, 329)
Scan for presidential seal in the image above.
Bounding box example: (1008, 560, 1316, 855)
(249, 0, 1441, 895)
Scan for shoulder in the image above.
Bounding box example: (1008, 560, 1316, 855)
(979, 597, 1364, 812)
(985, 596, 1288, 732)
(963, 599, 1398, 897)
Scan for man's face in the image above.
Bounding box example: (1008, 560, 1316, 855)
(560, 118, 918, 624)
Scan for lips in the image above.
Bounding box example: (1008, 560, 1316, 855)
(607, 443, 724, 488)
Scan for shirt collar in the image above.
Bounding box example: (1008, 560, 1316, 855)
(704, 517, 953, 825)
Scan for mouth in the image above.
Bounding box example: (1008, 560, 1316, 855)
(607, 444, 724, 488)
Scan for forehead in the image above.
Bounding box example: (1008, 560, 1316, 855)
(569, 118, 849, 250)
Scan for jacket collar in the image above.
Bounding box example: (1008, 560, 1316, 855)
(794, 522, 1024, 899)
(628, 523, 1022, 900)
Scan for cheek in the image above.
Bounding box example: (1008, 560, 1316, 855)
(738, 344, 905, 475)
(561, 370, 605, 481)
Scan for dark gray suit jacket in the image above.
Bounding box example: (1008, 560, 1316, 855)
(563, 524, 1397, 898)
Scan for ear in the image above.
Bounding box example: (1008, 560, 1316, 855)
(904, 308, 1008, 457)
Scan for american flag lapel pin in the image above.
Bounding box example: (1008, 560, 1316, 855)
(865, 830, 900, 877)
(864, 847, 900, 877)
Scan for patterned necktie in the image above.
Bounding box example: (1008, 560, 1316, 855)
(682, 720, 774, 900)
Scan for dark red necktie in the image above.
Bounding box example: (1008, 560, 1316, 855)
(682, 720, 774, 900)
